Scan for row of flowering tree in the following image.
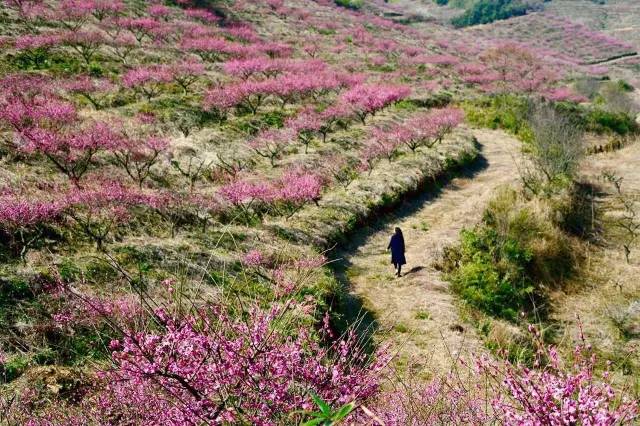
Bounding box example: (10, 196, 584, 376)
(362, 107, 465, 170)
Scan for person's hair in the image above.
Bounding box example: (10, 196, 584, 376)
(395, 227, 402, 236)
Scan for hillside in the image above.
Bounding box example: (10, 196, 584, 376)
(0, 0, 639, 424)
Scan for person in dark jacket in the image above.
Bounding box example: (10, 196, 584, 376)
(387, 227, 406, 277)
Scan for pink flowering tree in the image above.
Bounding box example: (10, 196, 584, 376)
(0, 85, 122, 185)
(60, 30, 106, 65)
(151, 191, 218, 237)
(0, 191, 65, 260)
(180, 37, 244, 62)
(271, 72, 342, 108)
(204, 80, 273, 115)
(87, 0, 124, 21)
(122, 65, 174, 100)
(222, 57, 295, 80)
(219, 179, 275, 223)
(50, 277, 387, 425)
(2, 0, 48, 29)
(363, 324, 638, 425)
(53, 0, 93, 32)
(62, 75, 114, 109)
(247, 128, 294, 167)
(340, 84, 411, 124)
(256, 41, 293, 58)
(112, 135, 169, 189)
(386, 108, 464, 153)
(480, 43, 559, 95)
(481, 325, 638, 425)
(63, 180, 154, 250)
(318, 102, 354, 142)
(184, 8, 220, 24)
(13, 33, 61, 67)
(121, 17, 160, 44)
(367, 127, 402, 163)
(105, 31, 137, 64)
(322, 154, 360, 188)
(166, 59, 205, 94)
(286, 108, 324, 153)
(273, 168, 323, 218)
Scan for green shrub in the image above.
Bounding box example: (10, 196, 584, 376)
(452, 227, 534, 321)
(2, 354, 30, 382)
(334, 0, 363, 10)
(434, 0, 449, 5)
(585, 109, 636, 135)
(449, 188, 575, 321)
(462, 94, 533, 142)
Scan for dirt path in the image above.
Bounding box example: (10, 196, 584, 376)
(335, 129, 521, 379)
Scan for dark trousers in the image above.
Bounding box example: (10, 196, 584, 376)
(393, 263, 402, 275)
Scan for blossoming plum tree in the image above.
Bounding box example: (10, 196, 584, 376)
(247, 128, 294, 166)
(62, 75, 114, 109)
(0, 84, 122, 185)
(64, 180, 154, 249)
(286, 108, 324, 153)
(274, 168, 323, 217)
(0, 191, 65, 259)
(60, 30, 106, 65)
(112, 135, 169, 189)
(122, 65, 174, 100)
(340, 83, 411, 124)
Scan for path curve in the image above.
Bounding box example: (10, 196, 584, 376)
(336, 129, 521, 379)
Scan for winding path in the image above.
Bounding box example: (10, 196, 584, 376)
(335, 129, 521, 379)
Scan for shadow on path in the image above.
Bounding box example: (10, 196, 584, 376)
(327, 144, 491, 350)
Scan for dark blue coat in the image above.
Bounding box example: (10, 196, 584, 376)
(388, 234, 406, 265)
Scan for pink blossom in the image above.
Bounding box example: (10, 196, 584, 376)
(340, 83, 411, 124)
(247, 128, 294, 166)
(184, 8, 220, 23)
(122, 65, 174, 99)
(14, 33, 61, 50)
(242, 249, 265, 267)
(544, 87, 588, 103)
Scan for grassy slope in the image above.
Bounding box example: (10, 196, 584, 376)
(0, 0, 478, 388)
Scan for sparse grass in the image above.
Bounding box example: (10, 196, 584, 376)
(394, 323, 410, 333)
(414, 310, 431, 320)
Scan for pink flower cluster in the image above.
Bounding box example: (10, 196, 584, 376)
(0, 195, 65, 228)
(340, 83, 411, 123)
(95, 303, 386, 424)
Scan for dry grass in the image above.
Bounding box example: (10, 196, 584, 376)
(273, 126, 478, 247)
(332, 128, 521, 378)
(552, 140, 640, 384)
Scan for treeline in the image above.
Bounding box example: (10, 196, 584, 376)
(435, 0, 547, 28)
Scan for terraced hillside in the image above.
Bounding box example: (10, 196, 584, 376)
(0, 0, 639, 423)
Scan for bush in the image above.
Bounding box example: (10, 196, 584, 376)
(519, 104, 584, 195)
(462, 94, 533, 142)
(452, 227, 534, 321)
(448, 188, 576, 321)
(2, 355, 30, 382)
(585, 109, 637, 135)
(334, 0, 363, 9)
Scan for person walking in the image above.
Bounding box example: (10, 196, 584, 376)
(387, 227, 406, 277)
